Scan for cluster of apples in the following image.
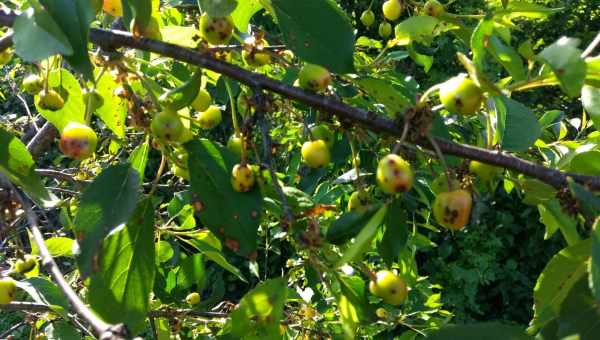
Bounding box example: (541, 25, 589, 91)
(360, 0, 446, 39)
(0, 255, 40, 304)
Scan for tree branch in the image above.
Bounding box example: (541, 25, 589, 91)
(1, 10, 599, 189)
(0, 31, 13, 53)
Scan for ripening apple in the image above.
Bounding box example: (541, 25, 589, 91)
(199, 13, 234, 45)
(22, 74, 44, 95)
(103, 0, 122, 16)
(151, 111, 185, 142)
(131, 16, 162, 40)
(186, 292, 201, 305)
(439, 74, 484, 115)
(301, 140, 331, 168)
(0, 278, 17, 304)
(192, 89, 212, 112)
(170, 150, 189, 180)
(369, 270, 408, 305)
(382, 0, 403, 21)
(469, 160, 503, 183)
(423, 0, 445, 17)
(38, 89, 65, 111)
(59, 122, 98, 160)
(376, 154, 413, 194)
(196, 105, 222, 129)
(360, 9, 375, 27)
(231, 163, 256, 192)
(433, 189, 473, 231)
(298, 64, 332, 92)
(243, 37, 272, 67)
(348, 190, 370, 213)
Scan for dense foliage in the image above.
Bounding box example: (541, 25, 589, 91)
(0, 0, 599, 339)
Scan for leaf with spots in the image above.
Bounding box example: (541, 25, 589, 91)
(271, 0, 355, 74)
(94, 70, 127, 138)
(537, 37, 586, 98)
(184, 139, 263, 256)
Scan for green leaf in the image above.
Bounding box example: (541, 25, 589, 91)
(94, 70, 128, 138)
(379, 200, 408, 265)
(272, 0, 355, 74)
(488, 35, 526, 82)
(567, 179, 600, 220)
(538, 200, 580, 246)
(470, 19, 494, 72)
(12, 8, 73, 62)
(45, 321, 81, 340)
(355, 77, 413, 116)
(408, 43, 434, 72)
(40, 0, 94, 79)
(529, 238, 591, 333)
(31, 236, 74, 257)
(556, 277, 600, 339)
(16, 277, 69, 316)
(497, 2, 562, 20)
(393, 16, 441, 46)
(492, 95, 541, 152)
(538, 37, 586, 98)
(176, 253, 205, 289)
(429, 322, 532, 340)
(582, 85, 600, 130)
(35, 69, 85, 132)
(231, 0, 262, 32)
(337, 204, 388, 266)
(184, 139, 262, 256)
(0, 127, 55, 207)
(181, 233, 247, 282)
(88, 198, 155, 334)
(520, 179, 555, 206)
(159, 68, 203, 111)
(199, 0, 238, 17)
(73, 164, 141, 277)
(591, 218, 600, 301)
(326, 206, 380, 245)
(230, 278, 287, 339)
(127, 0, 153, 29)
(568, 151, 600, 175)
(129, 141, 150, 183)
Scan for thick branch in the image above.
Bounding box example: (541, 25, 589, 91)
(1, 11, 599, 189)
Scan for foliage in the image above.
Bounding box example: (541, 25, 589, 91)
(0, 0, 599, 339)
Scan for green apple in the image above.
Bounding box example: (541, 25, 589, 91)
(186, 292, 201, 305)
(382, 0, 403, 21)
(151, 111, 185, 142)
(192, 89, 212, 112)
(298, 64, 331, 92)
(301, 140, 331, 168)
(360, 9, 375, 27)
(231, 164, 255, 192)
(22, 74, 44, 95)
(369, 270, 408, 305)
(0, 278, 17, 304)
(197, 105, 222, 129)
(379, 22, 392, 38)
(439, 74, 484, 115)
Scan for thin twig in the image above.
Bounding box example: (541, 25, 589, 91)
(582, 31, 600, 58)
(6, 182, 128, 339)
(0, 30, 13, 52)
(0, 321, 25, 339)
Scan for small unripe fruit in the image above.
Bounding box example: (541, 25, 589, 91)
(83, 89, 104, 113)
(38, 89, 65, 111)
(369, 270, 407, 305)
(423, 0, 445, 17)
(171, 151, 189, 180)
(469, 160, 502, 183)
(22, 74, 44, 95)
(14, 255, 38, 274)
(382, 0, 403, 21)
(433, 190, 473, 231)
(196, 105, 222, 130)
(360, 9, 375, 27)
(375, 307, 388, 319)
(227, 134, 243, 157)
(151, 111, 184, 142)
(309, 124, 335, 148)
(439, 74, 484, 115)
(103, 0, 123, 16)
(301, 140, 331, 168)
(0, 278, 17, 304)
(376, 154, 413, 194)
(348, 190, 370, 213)
(378, 22, 392, 38)
(199, 13, 234, 45)
(231, 164, 256, 192)
(191, 89, 212, 112)
(59, 122, 98, 160)
(186, 292, 201, 305)
(298, 64, 331, 92)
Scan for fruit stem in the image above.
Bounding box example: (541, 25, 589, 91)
(356, 262, 377, 281)
(347, 131, 363, 188)
(392, 119, 411, 153)
(427, 134, 454, 191)
(149, 153, 167, 196)
(85, 66, 108, 125)
(416, 84, 441, 108)
(224, 80, 240, 135)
